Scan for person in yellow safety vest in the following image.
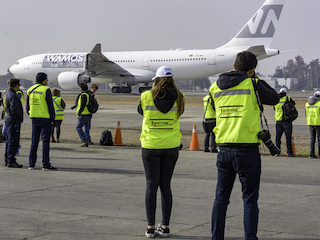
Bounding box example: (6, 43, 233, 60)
(203, 93, 217, 153)
(51, 88, 65, 143)
(210, 51, 279, 240)
(26, 72, 57, 170)
(274, 88, 296, 157)
(75, 83, 91, 147)
(305, 91, 320, 158)
(138, 66, 184, 238)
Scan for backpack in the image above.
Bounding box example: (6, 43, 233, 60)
(282, 96, 298, 122)
(100, 130, 113, 146)
(87, 93, 99, 113)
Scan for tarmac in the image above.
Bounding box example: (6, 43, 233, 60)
(0, 92, 319, 240)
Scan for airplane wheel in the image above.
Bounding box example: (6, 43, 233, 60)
(139, 87, 146, 93)
(122, 87, 132, 93)
(112, 86, 121, 93)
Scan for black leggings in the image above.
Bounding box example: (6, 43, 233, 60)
(142, 148, 179, 226)
(51, 120, 62, 139)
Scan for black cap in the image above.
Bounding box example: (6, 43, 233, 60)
(36, 72, 47, 84)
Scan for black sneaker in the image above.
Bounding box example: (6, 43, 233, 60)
(155, 223, 170, 237)
(309, 155, 317, 159)
(42, 165, 57, 171)
(145, 228, 155, 238)
(7, 162, 23, 168)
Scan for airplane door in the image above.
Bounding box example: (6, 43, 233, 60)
(24, 63, 29, 69)
(142, 55, 149, 67)
(208, 52, 216, 65)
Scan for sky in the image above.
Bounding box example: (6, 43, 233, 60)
(1, 0, 319, 76)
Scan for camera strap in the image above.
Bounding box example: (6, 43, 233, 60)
(251, 78, 270, 131)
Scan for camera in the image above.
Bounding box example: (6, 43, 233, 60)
(258, 130, 280, 156)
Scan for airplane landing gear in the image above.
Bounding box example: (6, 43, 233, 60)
(139, 84, 152, 93)
(111, 86, 132, 93)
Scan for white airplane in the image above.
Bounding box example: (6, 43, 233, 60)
(10, 0, 284, 94)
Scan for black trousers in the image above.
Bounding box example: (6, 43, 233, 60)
(52, 120, 63, 139)
(142, 147, 179, 226)
(275, 121, 293, 154)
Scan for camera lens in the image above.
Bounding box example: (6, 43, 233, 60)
(258, 130, 280, 156)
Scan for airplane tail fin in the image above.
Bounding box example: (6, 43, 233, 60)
(219, 0, 284, 52)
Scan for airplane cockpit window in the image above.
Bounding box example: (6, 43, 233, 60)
(15, 62, 19, 65)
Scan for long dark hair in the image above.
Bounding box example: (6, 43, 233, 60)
(151, 77, 184, 117)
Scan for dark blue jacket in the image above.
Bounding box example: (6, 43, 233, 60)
(5, 88, 23, 124)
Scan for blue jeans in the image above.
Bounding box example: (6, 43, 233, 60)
(5, 121, 21, 164)
(2, 121, 7, 138)
(212, 146, 261, 240)
(29, 119, 52, 167)
(76, 115, 91, 143)
(309, 126, 320, 157)
(142, 148, 179, 226)
(275, 121, 293, 154)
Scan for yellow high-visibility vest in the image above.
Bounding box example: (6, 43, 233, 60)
(27, 84, 50, 119)
(76, 92, 90, 115)
(274, 96, 291, 121)
(306, 100, 320, 126)
(210, 78, 261, 144)
(53, 96, 64, 120)
(203, 94, 216, 119)
(139, 90, 183, 149)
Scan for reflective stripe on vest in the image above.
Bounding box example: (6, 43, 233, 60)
(53, 96, 64, 120)
(210, 78, 261, 144)
(139, 90, 183, 149)
(306, 101, 320, 126)
(76, 92, 90, 115)
(274, 96, 290, 121)
(27, 84, 50, 119)
(203, 94, 216, 119)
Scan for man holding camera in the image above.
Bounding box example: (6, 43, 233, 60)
(210, 51, 279, 240)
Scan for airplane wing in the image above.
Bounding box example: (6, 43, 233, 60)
(85, 44, 133, 78)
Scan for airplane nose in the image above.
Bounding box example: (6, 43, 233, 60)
(9, 64, 14, 73)
(9, 63, 19, 76)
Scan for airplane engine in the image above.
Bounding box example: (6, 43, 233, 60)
(57, 72, 91, 89)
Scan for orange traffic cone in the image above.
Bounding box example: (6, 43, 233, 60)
(114, 121, 125, 146)
(187, 125, 202, 151)
(291, 136, 296, 155)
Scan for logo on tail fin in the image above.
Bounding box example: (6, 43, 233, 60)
(237, 4, 283, 38)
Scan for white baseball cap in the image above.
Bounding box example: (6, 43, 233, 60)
(279, 88, 287, 93)
(314, 91, 320, 97)
(152, 66, 173, 80)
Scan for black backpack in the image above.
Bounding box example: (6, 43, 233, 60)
(282, 96, 298, 122)
(100, 130, 113, 146)
(87, 94, 99, 113)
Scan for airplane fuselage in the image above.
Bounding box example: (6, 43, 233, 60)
(10, 47, 238, 84)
